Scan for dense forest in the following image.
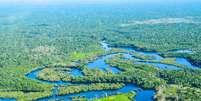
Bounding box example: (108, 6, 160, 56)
(0, 2, 201, 101)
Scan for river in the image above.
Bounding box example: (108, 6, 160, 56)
(1, 41, 199, 101)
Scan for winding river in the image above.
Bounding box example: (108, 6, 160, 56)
(26, 67, 73, 85)
(36, 41, 198, 101)
(1, 41, 199, 101)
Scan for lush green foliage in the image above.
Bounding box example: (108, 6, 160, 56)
(96, 92, 135, 101)
(1, 3, 201, 101)
(58, 83, 124, 95)
(155, 85, 201, 101)
(158, 69, 201, 88)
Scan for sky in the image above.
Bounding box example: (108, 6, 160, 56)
(0, 0, 200, 5)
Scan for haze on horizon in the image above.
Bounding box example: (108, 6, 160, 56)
(0, 0, 201, 5)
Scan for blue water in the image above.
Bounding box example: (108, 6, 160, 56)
(0, 98, 16, 101)
(101, 41, 198, 69)
(135, 90, 155, 101)
(52, 86, 59, 99)
(26, 68, 83, 85)
(87, 54, 121, 73)
(37, 84, 155, 101)
(108, 44, 163, 61)
(137, 52, 163, 61)
(24, 41, 199, 101)
(176, 58, 199, 69)
(71, 69, 83, 77)
(123, 53, 135, 59)
(123, 53, 140, 60)
(169, 49, 194, 54)
(26, 68, 57, 84)
(1, 3, 201, 101)
(100, 41, 111, 51)
(152, 63, 180, 70)
(136, 62, 181, 70)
